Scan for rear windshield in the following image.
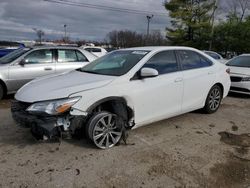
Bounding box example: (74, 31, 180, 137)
(0, 48, 31, 64)
(226, 56, 250, 68)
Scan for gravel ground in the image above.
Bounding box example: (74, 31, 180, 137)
(0, 94, 249, 188)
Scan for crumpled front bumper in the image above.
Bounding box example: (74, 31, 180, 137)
(11, 100, 62, 139)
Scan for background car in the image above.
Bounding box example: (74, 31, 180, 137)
(0, 46, 97, 99)
(203, 50, 227, 64)
(0, 42, 25, 58)
(81, 46, 107, 57)
(226, 54, 250, 95)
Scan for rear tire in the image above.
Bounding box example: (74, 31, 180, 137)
(86, 111, 123, 149)
(203, 85, 222, 114)
(0, 84, 4, 100)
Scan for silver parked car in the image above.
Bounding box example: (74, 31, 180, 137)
(0, 46, 97, 99)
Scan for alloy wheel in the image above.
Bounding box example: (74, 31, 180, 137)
(92, 114, 122, 149)
(208, 88, 221, 111)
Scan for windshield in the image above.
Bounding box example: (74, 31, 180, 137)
(0, 48, 31, 64)
(226, 56, 250, 68)
(78, 50, 149, 76)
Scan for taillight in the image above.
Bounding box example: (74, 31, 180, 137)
(226, 68, 230, 74)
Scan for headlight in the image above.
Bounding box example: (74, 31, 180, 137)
(26, 97, 81, 115)
(242, 77, 250, 81)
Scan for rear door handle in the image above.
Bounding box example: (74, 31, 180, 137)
(44, 67, 53, 71)
(174, 78, 183, 83)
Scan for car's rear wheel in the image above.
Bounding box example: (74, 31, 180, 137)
(86, 111, 123, 149)
(0, 84, 4, 100)
(204, 85, 222, 114)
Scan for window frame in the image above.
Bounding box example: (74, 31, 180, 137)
(176, 50, 213, 71)
(23, 49, 54, 65)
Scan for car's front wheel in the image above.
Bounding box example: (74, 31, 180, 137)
(86, 111, 123, 149)
(204, 85, 222, 114)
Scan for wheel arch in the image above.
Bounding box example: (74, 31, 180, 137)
(0, 79, 7, 95)
(87, 96, 134, 123)
(214, 82, 224, 96)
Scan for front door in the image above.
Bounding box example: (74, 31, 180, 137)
(8, 49, 55, 92)
(128, 50, 183, 127)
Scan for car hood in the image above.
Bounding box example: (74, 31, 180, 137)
(229, 66, 250, 76)
(15, 70, 116, 103)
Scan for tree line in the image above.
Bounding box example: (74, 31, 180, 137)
(165, 0, 250, 56)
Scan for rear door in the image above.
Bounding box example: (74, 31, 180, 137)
(55, 49, 89, 73)
(176, 50, 215, 112)
(8, 49, 55, 91)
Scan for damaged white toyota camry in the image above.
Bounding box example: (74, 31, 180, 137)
(12, 47, 231, 149)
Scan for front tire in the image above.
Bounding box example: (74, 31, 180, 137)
(203, 85, 222, 114)
(86, 111, 123, 149)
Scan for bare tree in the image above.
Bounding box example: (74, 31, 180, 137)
(33, 28, 45, 44)
(239, 0, 250, 21)
(223, 0, 250, 21)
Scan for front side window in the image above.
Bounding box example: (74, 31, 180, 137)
(143, 50, 178, 75)
(226, 56, 250, 68)
(178, 50, 212, 70)
(24, 49, 52, 64)
(78, 50, 149, 76)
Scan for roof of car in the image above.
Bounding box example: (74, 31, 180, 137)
(124, 46, 200, 52)
(30, 46, 80, 50)
(240, 54, 250, 56)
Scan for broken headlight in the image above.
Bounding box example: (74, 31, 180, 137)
(26, 97, 81, 115)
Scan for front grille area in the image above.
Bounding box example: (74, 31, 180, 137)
(230, 87, 250, 93)
(230, 76, 242, 82)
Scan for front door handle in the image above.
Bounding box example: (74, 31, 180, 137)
(44, 67, 53, 71)
(175, 78, 183, 83)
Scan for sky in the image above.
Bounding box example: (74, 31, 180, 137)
(0, 0, 170, 42)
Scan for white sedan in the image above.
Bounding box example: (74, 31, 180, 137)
(226, 54, 250, 95)
(81, 46, 107, 57)
(12, 46, 231, 149)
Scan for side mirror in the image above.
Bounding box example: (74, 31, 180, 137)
(19, 59, 25, 66)
(140, 67, 159, 78)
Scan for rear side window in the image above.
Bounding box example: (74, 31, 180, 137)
(92, 48, 102, 53)
(24, 49, 52, 64)
(76, 50, 88, 62)
(178, 50, 212, 70)
(205, 52, 221, 60)
(143, 50, 178, 75)
(58, 50, 78, 63)
(85, 48, 102, 53)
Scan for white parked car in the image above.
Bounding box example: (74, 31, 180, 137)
(226, 54, 250, 95)
(81, 46, 107, 57)
(203, 51, 227, 64)
(12, 47, 231, 149)
(0, 46, 97, 99)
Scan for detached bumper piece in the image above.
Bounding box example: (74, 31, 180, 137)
(11, 100, 61, 140)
